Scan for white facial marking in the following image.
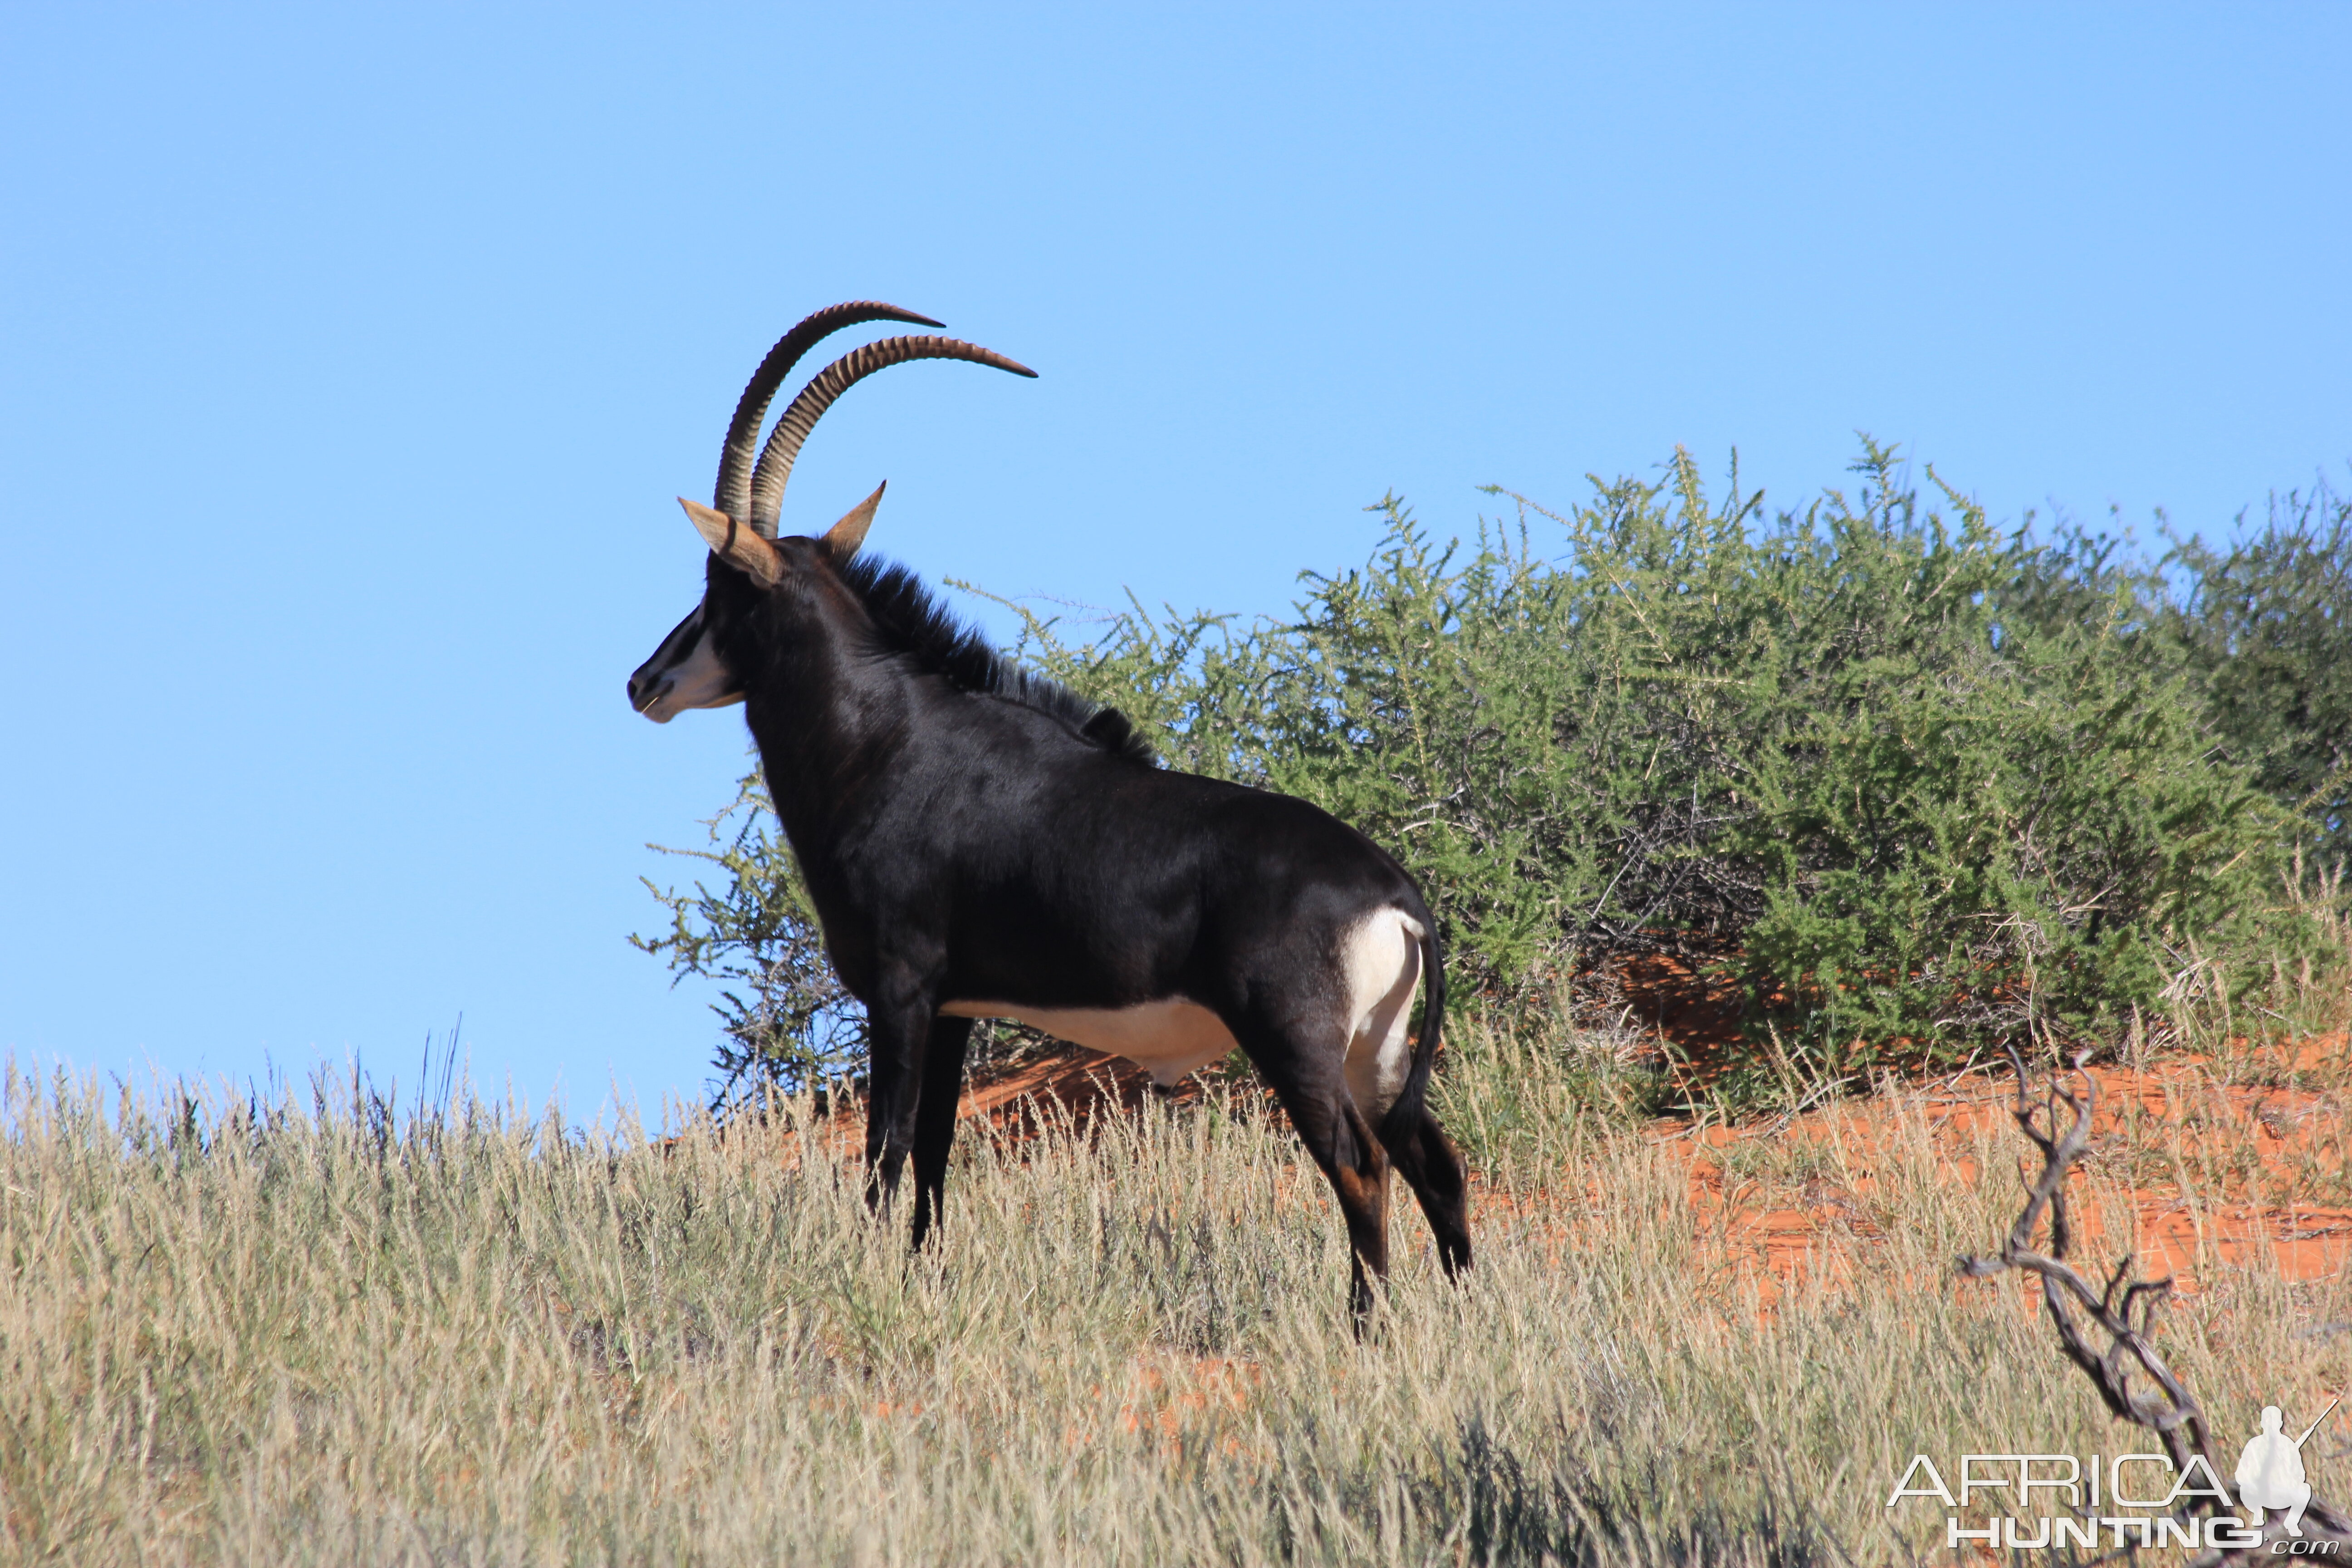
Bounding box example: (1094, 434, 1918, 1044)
(635, 622, 743, 723)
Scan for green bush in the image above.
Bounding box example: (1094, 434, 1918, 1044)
(633, 773, 864, 1099)
(1989, 481, 2352, 879)
(642, 445, 2328, 1096)
(2164, 482, 2352, 875)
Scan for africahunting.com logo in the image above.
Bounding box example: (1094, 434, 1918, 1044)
(1887, 1398, 2339, 1553)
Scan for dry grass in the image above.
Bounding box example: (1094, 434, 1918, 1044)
(4, 1004, 2350, 1566)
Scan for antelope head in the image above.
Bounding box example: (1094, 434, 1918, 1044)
(626, 303, 1035, 722)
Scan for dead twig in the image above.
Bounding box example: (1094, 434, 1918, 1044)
(1957, 1046, 2351, 1564)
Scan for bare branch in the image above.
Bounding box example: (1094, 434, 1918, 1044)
(1958, 1047, 2352, 1562)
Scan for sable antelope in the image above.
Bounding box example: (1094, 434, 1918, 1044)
(627, 303, 1471, 1313)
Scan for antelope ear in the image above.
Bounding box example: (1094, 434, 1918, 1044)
(820, 481, 887, 562)
(679, 498, 784, 588)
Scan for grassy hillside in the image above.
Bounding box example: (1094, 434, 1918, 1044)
(6, 1001, 2348, 1565)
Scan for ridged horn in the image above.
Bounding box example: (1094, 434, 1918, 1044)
(714, 302, 945, 532)
(746, 336, 1038, 534)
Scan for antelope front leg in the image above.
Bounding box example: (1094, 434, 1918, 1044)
(861, 987, 938, 1218)
(909, 1015, 974, 1250)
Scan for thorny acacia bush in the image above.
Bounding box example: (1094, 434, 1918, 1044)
(2164, 482, 2352, 875)
(9, 1031, 2350, 1567)
(636, 773, 865, 1098)
(640, 447, 2342, 1100)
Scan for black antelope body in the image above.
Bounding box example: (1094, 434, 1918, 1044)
(627, 303, 1471, 1314)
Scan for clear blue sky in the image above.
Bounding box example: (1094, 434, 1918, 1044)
(4, 3, 2346, 1121)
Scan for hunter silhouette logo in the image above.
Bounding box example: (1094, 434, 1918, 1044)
(2237, 1397, 2339, 1539)
(1884, 1399, 2344, 1554)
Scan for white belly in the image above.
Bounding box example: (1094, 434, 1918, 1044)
(938, 907, 1428, 1112)
(937, 997, 1240, 1086)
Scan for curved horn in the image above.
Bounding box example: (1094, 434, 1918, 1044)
(747, 336, 1038, 534)
(715, 302, 946, 530)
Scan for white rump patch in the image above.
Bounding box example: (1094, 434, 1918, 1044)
(1339, 908, 1424, 1119)
(937, 997, 1240, 1087)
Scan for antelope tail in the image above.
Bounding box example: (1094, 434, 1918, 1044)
(1378, 913, 1446, 1147)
